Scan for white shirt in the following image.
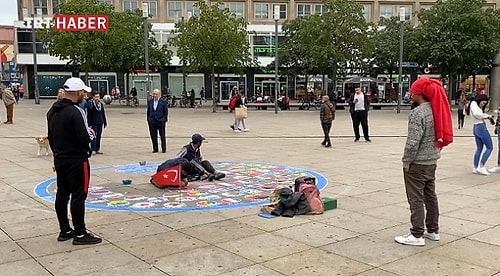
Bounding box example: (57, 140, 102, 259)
(469, 100, 490, 124)
(153, 99, 158, 110)
(354, 93, 365, 111)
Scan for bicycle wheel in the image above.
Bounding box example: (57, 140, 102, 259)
(119, 98, 127, 106)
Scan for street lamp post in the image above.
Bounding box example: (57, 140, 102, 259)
(181, 15, 186, 94)
(273, 6, 279, 114)
(142, 3, 150, 96)
(26, 8, 42, 104)
(397, 7, 405, 114)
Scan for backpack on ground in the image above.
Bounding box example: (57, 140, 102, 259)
(295, 176, 324, 215)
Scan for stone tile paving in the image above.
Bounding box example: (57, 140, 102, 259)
(0, 100, 499, 275)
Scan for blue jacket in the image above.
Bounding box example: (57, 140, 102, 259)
(147, 98, 168, 124)
(87, 100, 107, 126)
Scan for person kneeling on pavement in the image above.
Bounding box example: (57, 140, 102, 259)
(175, 133, 226, 181)
(156, 157, 215, 186)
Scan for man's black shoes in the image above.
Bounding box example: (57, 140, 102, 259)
(73, 233, 102, 245)
(57, 230, 74, 241)
(214, 172, 226, 180)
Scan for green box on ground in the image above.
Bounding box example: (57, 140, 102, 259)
(322, 197, 337, 211)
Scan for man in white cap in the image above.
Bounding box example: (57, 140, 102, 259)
(47, 77, 102, 245)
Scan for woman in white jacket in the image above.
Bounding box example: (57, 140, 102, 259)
(468, 94, 494, 175)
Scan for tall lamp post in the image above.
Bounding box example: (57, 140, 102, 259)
(273, 6, 279, 114)
(24, 8, 42, 104)
(142, 3, 150, 96)
(397, 7, 405, 114)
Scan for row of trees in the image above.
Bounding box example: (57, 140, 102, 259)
(38, 0, 500, 96)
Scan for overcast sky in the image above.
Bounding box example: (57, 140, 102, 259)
(0, 0, 18, 26)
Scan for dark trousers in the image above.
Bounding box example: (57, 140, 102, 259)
(90, 124, 103, 152)
(351, 110, 369, 140)
(321, 121, 332, 144)
(148, 121, 166, 152)
(54, 159, 90, 236)
(403, 163, 439, 238)
(191, 160, 216, 175)
(457, 110, 464, 128)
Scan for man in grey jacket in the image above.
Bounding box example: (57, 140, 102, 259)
(395, 78, 447, 246)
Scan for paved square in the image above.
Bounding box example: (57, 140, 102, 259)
(1, 101, 499, 275)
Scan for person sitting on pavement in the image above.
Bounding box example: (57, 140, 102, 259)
(175, 133, 226, 181)
(156, 157, 213, 185)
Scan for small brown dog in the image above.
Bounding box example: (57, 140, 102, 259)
(35, 135, 50, 156)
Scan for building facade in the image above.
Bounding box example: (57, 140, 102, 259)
(14, 0, 500, 100)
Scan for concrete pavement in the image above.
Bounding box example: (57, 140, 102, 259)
(1, 100, 500, 276)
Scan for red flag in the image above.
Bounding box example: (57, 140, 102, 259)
(151, 165, 181, 188)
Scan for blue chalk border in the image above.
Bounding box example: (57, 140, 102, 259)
(34, 160, 328, 213)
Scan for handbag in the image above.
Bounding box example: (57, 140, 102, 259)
(235, 105, 248, 119)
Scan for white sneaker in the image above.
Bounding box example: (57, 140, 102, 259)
(423, 231, 440, 241)
(476, 167, 490, 175)
(472, 168, 478, 174)
(488, 166, 500, 173)
(234, 129, 241, 133)
(243, 128, 250, 132)
(394, 233, 425, 246)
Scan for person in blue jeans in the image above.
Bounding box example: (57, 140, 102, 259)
(468, 94, 494, 175)
(488, 108, 500, 173)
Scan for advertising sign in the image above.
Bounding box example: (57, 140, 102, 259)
(53, 15, 109, 31)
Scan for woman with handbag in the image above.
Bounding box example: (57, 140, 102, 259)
(468, 94, 494, 175)
(233, 93, 249, 133)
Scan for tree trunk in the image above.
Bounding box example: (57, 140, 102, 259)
(332, 62, 337, 96)
(472, 73, 477, 94)
(211, 66, 216, 113)
(322, 74, 326, 94)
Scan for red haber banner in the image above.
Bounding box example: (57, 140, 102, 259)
(53, 15, 109, 31)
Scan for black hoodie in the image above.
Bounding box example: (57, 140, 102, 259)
(47, 99, 92, 161)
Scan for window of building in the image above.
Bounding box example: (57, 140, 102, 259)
(144, 1, 157, 16)
(254, 3, 268, 19)
(297, 4, 311, 16)
(123, 0, 138, 11)
(33, 0, 49, 15)
(314, 4, 327, 14)
(401, 5, 412, 21)
(217, 3, 225, 10)
(167, 1, 182, 17)
(362, 4, 371, 21)
(229, 3, 244, 18)
(379, 5, 393, 19)
(419, 4, 433, 10)
(272, 4, 286, 19)
(186, 2, 201, 16)
(98, 0, 112, 4)
(52, 0, 66, 14)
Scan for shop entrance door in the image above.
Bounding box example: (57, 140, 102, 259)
(220, 81, 239, 100)
(133, 80, 152, 99)
(262, 81, 279, 101)
(89, 80, 109, 97)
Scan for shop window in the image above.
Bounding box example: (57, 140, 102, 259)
(167, 1, 182, 17)
(255, 3, 269, 19)
(297, 4, 311, 16)
(229, 3, 244, 18)
(33, 0, 49, 15)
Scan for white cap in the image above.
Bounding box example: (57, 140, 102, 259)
(63, 77, 92, 92)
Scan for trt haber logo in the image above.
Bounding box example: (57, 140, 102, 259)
(53, 15, 109, 31)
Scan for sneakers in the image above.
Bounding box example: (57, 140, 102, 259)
(73, 232, 102, 245)
(243, 128, 250, 132)
(214, 172, 226, 180)
(423, 231, 440, 241)
(476, 167, 490, 175)
(354, 139, 360, 142)
(230, 125, 235, 130)
(488, 166, 500, 173)
(234, 129, 241, 133)
(472, 168, 478, 174)
(394, 233, 425, 246)
(57, 230, 74, 242)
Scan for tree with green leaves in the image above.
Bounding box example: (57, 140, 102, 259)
(37, 0, 171, 90)
(280, 0, 373, 92)
(410, 0, 500, 97)
(169, 1, 255, 105)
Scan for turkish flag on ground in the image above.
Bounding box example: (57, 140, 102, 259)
(151, 165, 181, 188)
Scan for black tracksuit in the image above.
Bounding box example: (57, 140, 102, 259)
(47, 99, 93, 236)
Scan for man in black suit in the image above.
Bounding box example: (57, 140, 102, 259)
(147, 88, 168, 153)
(87, 92, 107, 155)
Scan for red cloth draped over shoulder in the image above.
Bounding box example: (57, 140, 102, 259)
(410, 78, 453, 148)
